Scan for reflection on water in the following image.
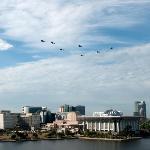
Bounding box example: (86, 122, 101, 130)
(0, 139, 150, 150)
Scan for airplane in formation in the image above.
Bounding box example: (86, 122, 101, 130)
(41, 40, 113, 56)
(41, 40, 45, 42)
(51, 41, 55, 44)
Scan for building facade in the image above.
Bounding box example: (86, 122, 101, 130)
(22, 106, 47, 114)
(77, 116, 140, 133)
(59, 104, 85, 115)
(133, 101, 146, 118)
(75, 105, 85, 115)
(93, 109, 123, 117)
(20, 113, 41, 129)
(0, 111, 19, 130)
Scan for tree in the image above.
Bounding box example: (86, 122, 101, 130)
(140, 121, 150, 131)
(32, 133, 38, 139)
(11, 134, 16, 139)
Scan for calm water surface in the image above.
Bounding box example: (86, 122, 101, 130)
(0, 139, 150, 150)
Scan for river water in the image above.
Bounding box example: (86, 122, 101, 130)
(0, 139, 150, 150)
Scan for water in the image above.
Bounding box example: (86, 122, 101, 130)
(0, 139, 150, 150)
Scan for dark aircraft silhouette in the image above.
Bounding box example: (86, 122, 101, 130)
(51, 41, 55, 44)
(59, 48, 64, 51)
(110, 47, 113, 49)
(80, 54, 84, 56)
(97, 50, 100, 53)
(78, 45, 82, 47)
(41, 40, 45, 42)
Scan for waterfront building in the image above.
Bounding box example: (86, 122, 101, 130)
(78, 115, 140, 133)
(54, 111, 140, 133)
(22, 106, 53, 124)
(48, 112, 79, 132)
(0, 111, 19, 130)
(133, 101, 146, 118)
(20, 113, 41, 129)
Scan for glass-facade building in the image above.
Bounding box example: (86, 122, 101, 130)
(133, 101, 146, 118)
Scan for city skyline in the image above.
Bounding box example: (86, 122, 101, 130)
(0, 0, 150, 117)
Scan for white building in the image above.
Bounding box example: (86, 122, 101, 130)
(93, 109, 123, 117)
(0, 111, 19, 130)
(77, 109, 139, 133)
(93, 112, 107, 117)
(78, 116, 140, 133)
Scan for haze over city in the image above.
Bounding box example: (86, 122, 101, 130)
(0, 0, 150, 117)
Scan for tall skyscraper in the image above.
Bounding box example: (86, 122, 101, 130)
(133, 101, 146, 118)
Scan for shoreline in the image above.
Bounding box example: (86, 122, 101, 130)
(79, 136, 142, 141)
(0, 136, 78, 142)
(0, 136, 143, 142)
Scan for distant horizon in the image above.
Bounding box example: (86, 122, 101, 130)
(0, 101, 149, 118)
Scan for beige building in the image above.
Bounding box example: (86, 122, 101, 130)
(42, 112, 79, 132)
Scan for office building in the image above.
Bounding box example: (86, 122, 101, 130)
(133, 101, 146, 118)
(75, 105, 85, 115)
(22, 106, 47, 114)
(59, 104, 85, 115)
(40, 110, 55, 124)
(0, 111, 19, 130)
(20, 113, 41, 129)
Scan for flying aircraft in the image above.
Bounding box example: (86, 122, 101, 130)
(78, 45, 82, 47)
(51, 41, 55, 44)
(41, 40, 45, 42)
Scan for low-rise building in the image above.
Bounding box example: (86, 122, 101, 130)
(78, 116, 140, 133)
(43, 112, 79, 132)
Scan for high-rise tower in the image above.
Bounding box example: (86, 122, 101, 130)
(133, 101, 146, 118)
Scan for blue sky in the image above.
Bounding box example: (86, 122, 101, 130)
(0, 0, 150, 116)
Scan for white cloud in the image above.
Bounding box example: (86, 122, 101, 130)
(32, 55, 43, 59)
(0, 43, 150, 115)
(0, 39, 13, 51)
(0, 0, 149, 51)
(0, 0, 150, 115)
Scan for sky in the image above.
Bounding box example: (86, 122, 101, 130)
(0, 0, 150, 117)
